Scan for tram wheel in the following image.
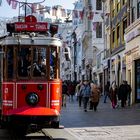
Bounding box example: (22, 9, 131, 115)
(51, 121, 59, 128)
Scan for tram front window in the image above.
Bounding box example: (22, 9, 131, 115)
(18, 48, 31, 77)
(33, 48, 46, 77)
(17, 47, 46, 78)
(50, 48, 57, 79)
(7, 47, 14, 79)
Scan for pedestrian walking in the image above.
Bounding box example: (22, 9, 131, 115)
(75, 81, 83, 101)
(80, 80, 91, 112)
(67, 82, 75, 102)
(119, 80, 130, 107)
(104, 81, 110, 103)
(90, 83, 101, 111)
(62, 81, 68, 107)
(127, 81, 132, 106)
(78, 81, 85, 107)
(109, 81, 118, 109)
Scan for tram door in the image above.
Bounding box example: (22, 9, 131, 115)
(0, 52, 3, 108)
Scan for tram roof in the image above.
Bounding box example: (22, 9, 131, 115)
(0, 35, 62, 47)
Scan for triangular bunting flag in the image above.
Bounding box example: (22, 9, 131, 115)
(12, 0, 18, 9)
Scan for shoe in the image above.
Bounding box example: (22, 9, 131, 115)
(84, 109, 87, 112)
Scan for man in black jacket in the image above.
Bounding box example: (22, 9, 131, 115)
(119, 80, 131, 107)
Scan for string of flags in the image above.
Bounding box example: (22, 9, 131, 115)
(6, 0, 18, 9)
(5, 0, 110, 20)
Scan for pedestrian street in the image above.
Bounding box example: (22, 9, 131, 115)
(61, 96, 140, 140)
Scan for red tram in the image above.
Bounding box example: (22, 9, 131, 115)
(0, 15, 62, 129)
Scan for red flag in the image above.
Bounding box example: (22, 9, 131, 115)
(12, 0, 18, 9)
(79, 11, 84, 20)
(32, 4, 37, 13)
(88, 11, 94, 20)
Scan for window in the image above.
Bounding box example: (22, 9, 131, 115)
(96, 22, 102, 38)
(137, 2, 140, 18)
(132, 7, 136, 23)
(117, 24, 120, 45)
(117, 1, 120, 12)
(117, 25, 120, 38)
(17, 47, 47, 78)
(123, 18, 127, 35)
(7, 47, 14, 79)
(122, 0, 127, 5)
(96, 0, 102, 10)
(112, 0, 115, 17)
(50, 47, 57, 79)
(112, 30, 115, 43)
(112, 30, 115, 49)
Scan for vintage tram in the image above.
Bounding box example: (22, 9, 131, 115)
(0, 15, 62, 129)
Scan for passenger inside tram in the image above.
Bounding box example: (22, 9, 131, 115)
(33, 57, 46, 77)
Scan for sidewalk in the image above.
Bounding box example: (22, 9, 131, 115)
(60, 95, 140, 140)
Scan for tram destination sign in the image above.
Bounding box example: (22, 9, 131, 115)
(6, 15, 49, 33)
(15, 22, 48, 32)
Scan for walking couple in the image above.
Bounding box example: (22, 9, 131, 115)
(79, 80, 100, 112)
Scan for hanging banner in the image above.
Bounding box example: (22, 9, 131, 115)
(7, 0, 11, 5)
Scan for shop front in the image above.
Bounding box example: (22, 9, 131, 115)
(125, 20, 140, 104)
(125, 46, 140, 104)
(135, 59, 140, 102)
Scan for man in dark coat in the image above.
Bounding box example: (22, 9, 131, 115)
(62, 81, 68, 107)
(119, 80, 130, 107)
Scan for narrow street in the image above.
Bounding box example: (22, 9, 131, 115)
(60, 96, 140, 140)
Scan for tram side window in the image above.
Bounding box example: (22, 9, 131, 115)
(18, 48, 31, 77)
(50, 48, 57, 79)
(7, 47, 13, 79)
(33, 48, 46, 77)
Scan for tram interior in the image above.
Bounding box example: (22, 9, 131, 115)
(5, 46, 58, 80)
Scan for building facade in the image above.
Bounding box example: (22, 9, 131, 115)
(110, 0, 128, 86)
(125, 0, 140, 104)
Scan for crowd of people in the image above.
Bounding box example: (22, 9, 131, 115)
(62, 80, 131, 112)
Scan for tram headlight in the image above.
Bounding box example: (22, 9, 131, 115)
(26, 92, 39, 106)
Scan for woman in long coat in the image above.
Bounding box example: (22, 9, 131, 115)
(90, 83, 101, 111)
(109, 81, 118, 109)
